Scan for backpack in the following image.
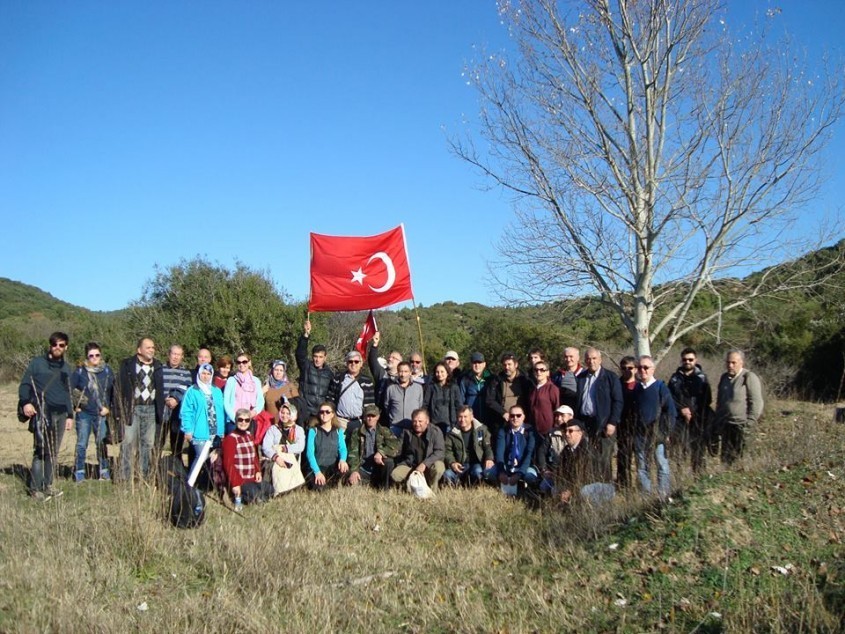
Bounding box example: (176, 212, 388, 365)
(158, 456, 206, 529)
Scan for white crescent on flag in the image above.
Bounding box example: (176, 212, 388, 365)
(366, 251, 396, 293)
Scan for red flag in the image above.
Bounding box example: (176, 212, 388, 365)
(354, 310, 378, 357)
(308, 225, 414, 311)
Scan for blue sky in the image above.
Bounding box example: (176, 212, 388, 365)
(1, 1, 842, 312)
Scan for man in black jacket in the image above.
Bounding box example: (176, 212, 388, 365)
(668, 348, 713, 473)
(18, 331, 75, 499)
(295, 319, 334, 418)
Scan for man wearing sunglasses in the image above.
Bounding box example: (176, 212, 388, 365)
(18, 331, 75, 500)
(668, 348, 713, 474)
(632, 356, 676, 500)
(327, 350, 375, 440)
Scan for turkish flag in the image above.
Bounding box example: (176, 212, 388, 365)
(308, 225, 414, 311)
(354, 310, 378, 357)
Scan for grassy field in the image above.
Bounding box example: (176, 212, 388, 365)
(0, 382, 843, 633)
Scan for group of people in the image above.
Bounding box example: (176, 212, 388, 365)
(17, 323, 764, 507)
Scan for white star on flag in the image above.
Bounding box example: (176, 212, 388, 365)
(351, 267, 366, 284)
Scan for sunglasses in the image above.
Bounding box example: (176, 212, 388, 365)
(510, 413, 525, 419)
(236, 359, 249, 365)
(236, 417, 250, 423)
(52, 342, 68, 349)
(347, 360, 361, 365)
(88, 353, 101, 359)
(319, 410, 333, 415)
(637, 365, 654, 370)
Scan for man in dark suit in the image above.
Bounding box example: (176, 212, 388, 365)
(576, 347, 623, 482)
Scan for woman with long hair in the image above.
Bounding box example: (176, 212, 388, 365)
(424, 362, 462, 435)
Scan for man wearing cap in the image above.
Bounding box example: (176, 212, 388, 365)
(444, 350, 462, 382)
(556, 416, 616, 506)
(443, 405, 495, 486)
(391, 408, 446, 491)
(347, 404, 401, 488)
(327, 349, 375, 440)
(384, 361, 424, 435)
(459, 352, 492, 424)
(536, 405, 575, 493)
(296, 318, 335, 418)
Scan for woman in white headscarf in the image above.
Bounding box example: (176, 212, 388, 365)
(181, 363, 225, 477)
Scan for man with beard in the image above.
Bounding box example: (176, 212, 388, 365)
(18, 331, 75, 500)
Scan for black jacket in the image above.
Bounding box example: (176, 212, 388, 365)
(295, 335, 334, 417)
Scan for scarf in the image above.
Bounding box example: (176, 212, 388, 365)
(507, 425, 526, 469)
(234, 371, 257, 412)
(267, 360, 288, 389)
(86, 360, 105, 410)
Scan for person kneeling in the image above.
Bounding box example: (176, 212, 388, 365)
(443, 405, 495, 486)
(390, 409, 446, 493)
(304, 402, 349, 490)
(222, 408, 271, 511)
(261, 400, 306, 496)
(556, 419, 615, 507)
(348, 404, 401, 489)
(490, 405, 539, 495)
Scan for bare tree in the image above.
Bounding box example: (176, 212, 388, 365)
(453, 0, 844, 361)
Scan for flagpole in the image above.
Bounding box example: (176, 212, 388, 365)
(411, 299, 427, 376)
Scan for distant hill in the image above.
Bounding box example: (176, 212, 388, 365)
(0, 277, 84, 321)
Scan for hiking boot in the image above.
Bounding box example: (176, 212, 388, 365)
(45, 486, 63, 499)
(30, 491, 47, 502)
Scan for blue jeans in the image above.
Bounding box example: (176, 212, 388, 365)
(634, 433, 671, 498)
(75, 412, 109, 478)
(120, 404, 157, 480)
(486, 465, 539, 485)
(443, 462, 496, 486)
(31, 411, 67, 492)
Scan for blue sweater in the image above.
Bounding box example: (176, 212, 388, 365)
(633, 380, 676, 438)
(180, 386, 225, 441)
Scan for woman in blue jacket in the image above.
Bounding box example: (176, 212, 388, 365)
(181, 364, 225, 476)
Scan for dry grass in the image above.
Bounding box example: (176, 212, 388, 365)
(0, 382, 843, 632)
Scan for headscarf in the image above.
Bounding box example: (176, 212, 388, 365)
(267, 360, 288, 389)
(196, 363, 214, 395)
